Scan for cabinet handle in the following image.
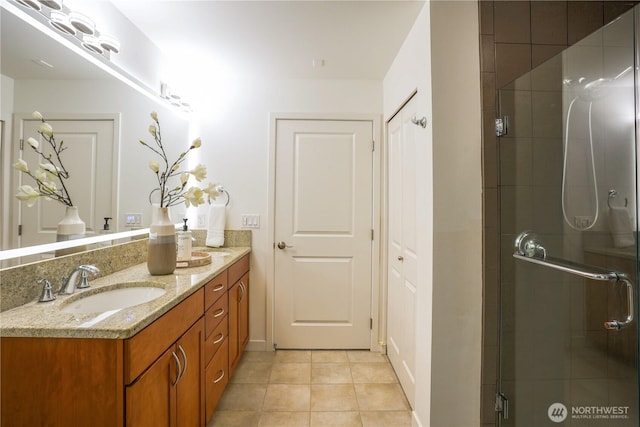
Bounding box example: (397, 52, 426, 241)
(239, 281, 247, 302)
(213, 284, 224, 292)
(213, 333, 225, 344)
(213, 308, 225, 318)
(213, 370, 225, 384)
(171, 352, 182, 387)
(178, 345, 188, 378)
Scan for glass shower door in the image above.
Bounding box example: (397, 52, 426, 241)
(497, 6, 638, 426)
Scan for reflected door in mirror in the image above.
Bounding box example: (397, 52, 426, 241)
(15, 116, 117, 251)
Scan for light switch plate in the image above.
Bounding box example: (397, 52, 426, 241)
(124, 213, 142, 227)
(241, 214, 260, 228)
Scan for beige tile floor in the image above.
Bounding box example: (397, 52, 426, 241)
(207, 350, 412, 427)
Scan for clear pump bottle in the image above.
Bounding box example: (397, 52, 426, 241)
(176, 218, 192, 262)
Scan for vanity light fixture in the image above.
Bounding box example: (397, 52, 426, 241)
(49, 10, 75, 35)
(81, 34, 103, 54)
(69, 11, 95, 35)
(38, 0, 63, 10)
(14, 0, 41, 11)
(99, 34, 120, 54)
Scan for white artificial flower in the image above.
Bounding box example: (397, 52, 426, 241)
(150, 111, 158, 121)
(191, 138, 202, 149)
(42, 181, 57, 193)
(27, 137, 39, 150)
(39, 122, 53, 137)
(189, 164, 207, 182)
(13, 159, 29, 173)
(149, 124, 157, 137)
(35, 170, 47, 182)
(39, 163, 59, 176)
(149, 160, 160, 173)
(202, 182, 220, 199)
(16, 185, 40, 207)
(180, 172, 189, 186)
(183, 186, 205, 208)
(32, 111, 43, 120)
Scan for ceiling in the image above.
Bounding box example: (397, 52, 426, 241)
(110, 0, 425, 80)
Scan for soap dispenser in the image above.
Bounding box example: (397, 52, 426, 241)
(177, 218, 192, 262)
(98, 217, 113, 247)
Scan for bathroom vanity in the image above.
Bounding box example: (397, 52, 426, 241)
(0, 248, 250, 427)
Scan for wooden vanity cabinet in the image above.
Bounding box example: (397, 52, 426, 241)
(125, 318, 204, 427)
(0, 252, 250, 427)
(125, 288, 205, 427)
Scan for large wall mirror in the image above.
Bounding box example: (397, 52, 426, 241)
(1, 3, 191, 266)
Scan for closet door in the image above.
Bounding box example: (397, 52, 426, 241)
(387, 95, 418, 408)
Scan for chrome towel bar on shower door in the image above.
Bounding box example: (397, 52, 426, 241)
(513, 231, 634, 330)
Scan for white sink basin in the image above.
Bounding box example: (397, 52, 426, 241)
(61, 283, 166, 314)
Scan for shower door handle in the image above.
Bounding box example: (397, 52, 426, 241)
(513, 231, 634, 330)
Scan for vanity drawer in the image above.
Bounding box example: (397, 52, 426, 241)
(205, 271, 228, 310)
(205, 294, 228, 337)
(205, 339, 229, 422)
(205, 315, 228, 365)
(228, 254, 250, 285)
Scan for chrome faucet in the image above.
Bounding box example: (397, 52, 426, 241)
(59, 264, 100, 295)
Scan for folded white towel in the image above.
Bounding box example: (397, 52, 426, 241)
(608, 206, 635, 248)
(206, 204, 226, 247)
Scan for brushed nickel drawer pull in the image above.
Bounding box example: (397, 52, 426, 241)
(213, 370, 225, 384)
(213, 284, 224, 292)
(178, 345, 188, 377)
(213, 333, 225, 344)
(213, 308, 225, 318)
(171, 352, 182, 387)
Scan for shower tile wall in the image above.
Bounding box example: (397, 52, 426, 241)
(478, 2, 639, 426)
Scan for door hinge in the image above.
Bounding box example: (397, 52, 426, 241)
(18, 224, 22, 236)
(19, 138, 24, 150)
(495, 116, 509, 137)
(371, 229, 374, 241)
(372, 140, 375, 151)
(273, 343, 278, 351)
(370, 318, 373, 330)
(495, 392, 509, 420)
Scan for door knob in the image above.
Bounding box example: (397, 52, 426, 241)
(277, 241, 293, 250)
(397, 256, 404, 261)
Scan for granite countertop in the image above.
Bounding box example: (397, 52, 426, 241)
(0, 247, 250, 339)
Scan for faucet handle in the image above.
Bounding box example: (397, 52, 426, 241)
(37, 278, 56, 303)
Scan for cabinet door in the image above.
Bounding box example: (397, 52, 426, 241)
(238, 273, 250, 352)
(126, 346, 177, 427)
(228, 282, 240, 372)
(176, 318, 205, 427)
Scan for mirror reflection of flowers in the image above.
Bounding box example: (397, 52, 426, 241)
(13, 111, 74, 207)
(141, 111, 218, 207)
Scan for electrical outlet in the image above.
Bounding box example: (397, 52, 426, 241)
(197, 214, 207, 228)
(124, 213, 142, 227)
(241, 214, 260, 228)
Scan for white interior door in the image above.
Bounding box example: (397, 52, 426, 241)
(14, 117, 116, 248)
(387, 96, 418, 407)
(274, 118, 374, 349)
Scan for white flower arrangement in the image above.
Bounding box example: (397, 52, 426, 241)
(13, 111, 74, 207)
(140, 111, 218, 207)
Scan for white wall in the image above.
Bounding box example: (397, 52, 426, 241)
(191, 77, 383, 349)
(384, 1, 482, 426)
(430, 1, 482, 426)
(1, 74, 16, 249)
(383, 3, 433, 426)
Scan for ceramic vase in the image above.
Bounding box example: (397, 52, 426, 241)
(55, 206, 86, 256)
(147, 207, 176, 275)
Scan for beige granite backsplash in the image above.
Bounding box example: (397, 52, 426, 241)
(0, 229, 251, 312)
